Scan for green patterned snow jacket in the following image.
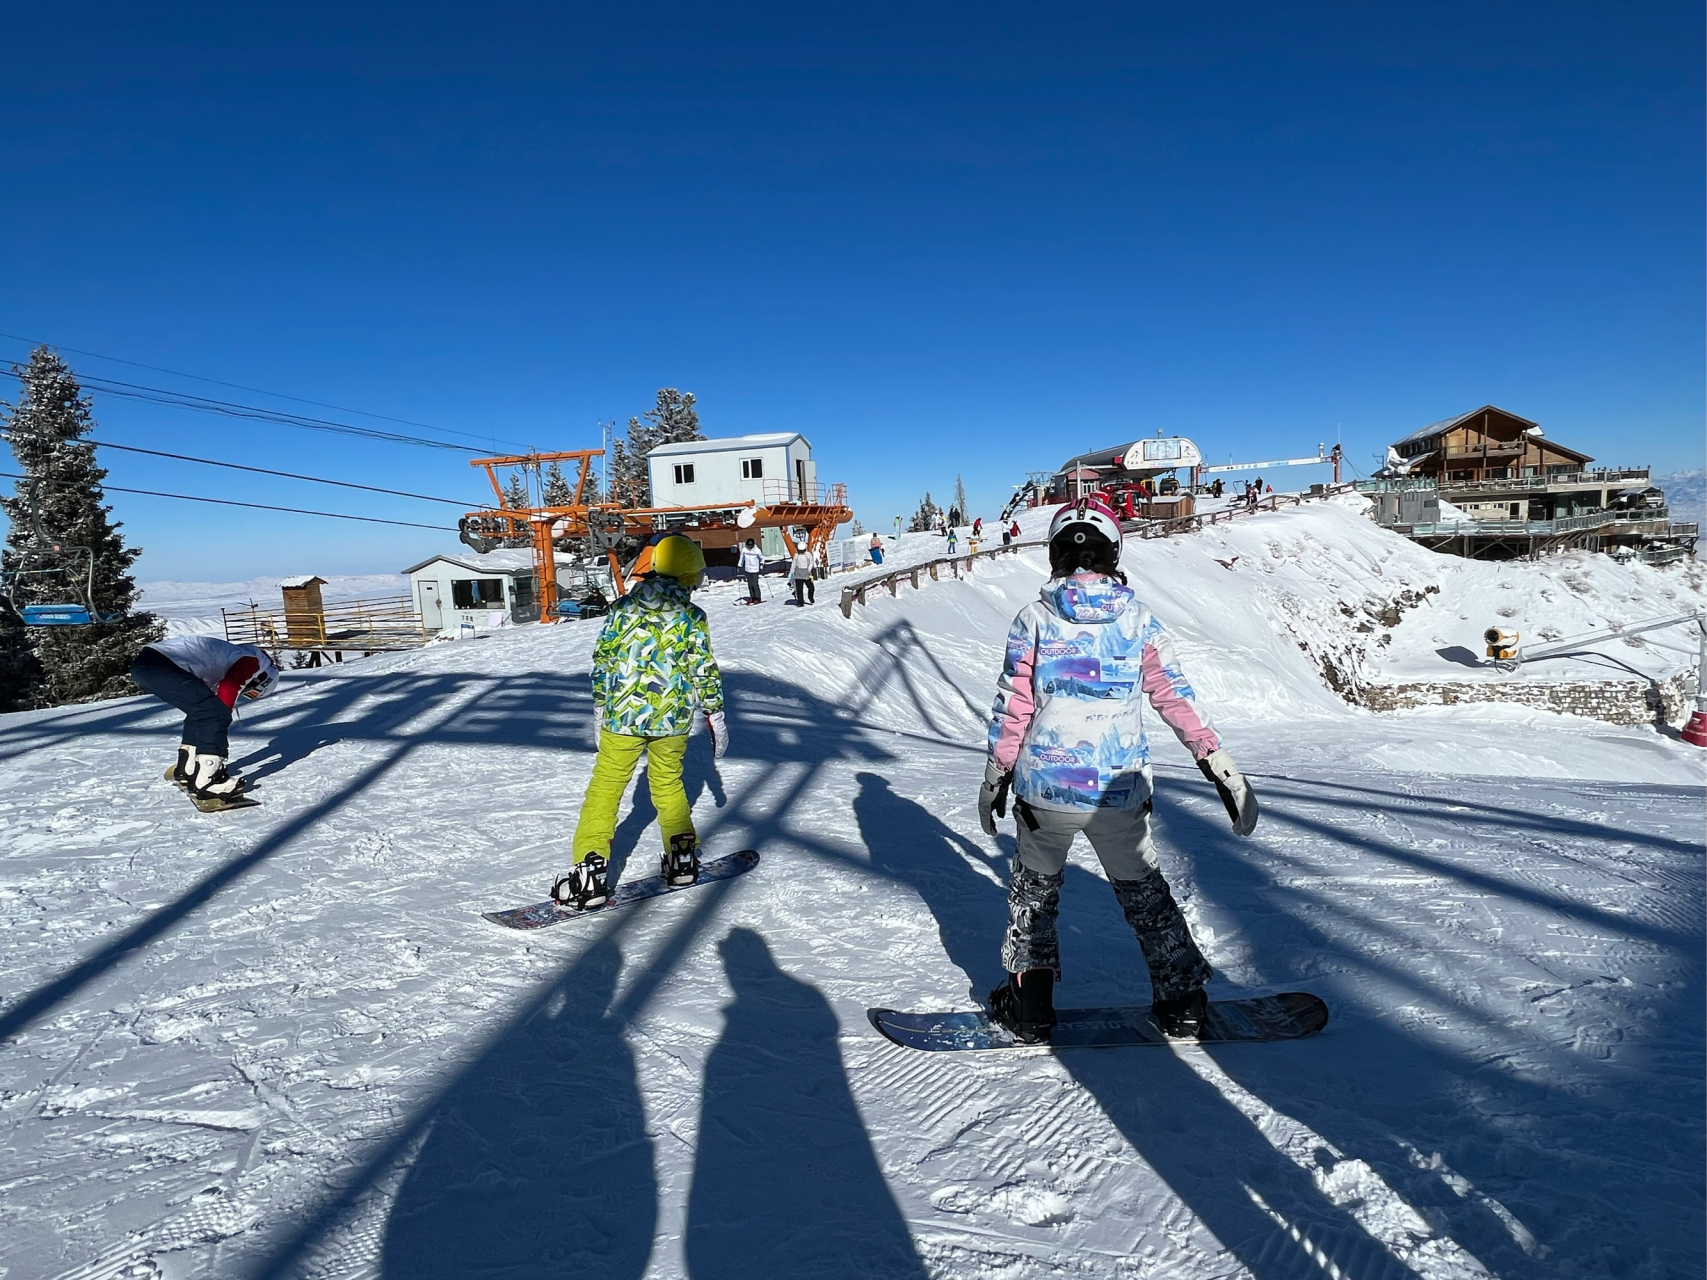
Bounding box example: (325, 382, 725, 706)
(590, 575, 724, 737)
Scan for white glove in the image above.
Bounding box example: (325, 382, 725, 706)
(706, 710, 728, 760)
(977, 760, 1012, 836)
(1198, 747, 1259, 836)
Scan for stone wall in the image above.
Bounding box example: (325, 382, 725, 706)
(1360, 671, 1698, 727)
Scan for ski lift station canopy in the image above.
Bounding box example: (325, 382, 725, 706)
(1048, 437, 1203, 493)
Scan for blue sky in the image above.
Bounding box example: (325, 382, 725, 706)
(1, 2, 1700, 580)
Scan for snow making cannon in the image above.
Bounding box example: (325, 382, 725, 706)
(1483, 628, 1520, 666)
(1483, 610, 1707, 746)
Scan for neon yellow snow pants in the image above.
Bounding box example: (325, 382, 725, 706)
(571, 730, 694, 863)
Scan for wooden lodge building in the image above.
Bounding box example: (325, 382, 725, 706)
(1377, 405, 1693, 563)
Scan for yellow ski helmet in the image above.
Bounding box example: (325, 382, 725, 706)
(650, 534, 706, 589)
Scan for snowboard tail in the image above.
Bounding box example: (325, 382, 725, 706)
(869, 992, 1328, 1052)
(482, 849, 760, 930)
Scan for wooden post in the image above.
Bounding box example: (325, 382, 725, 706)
(929, 562, 939, 581)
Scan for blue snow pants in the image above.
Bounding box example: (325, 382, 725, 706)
(130, 647, 233, 756)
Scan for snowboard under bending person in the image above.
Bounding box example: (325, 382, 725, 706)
(129, 635, 281, 811)
(977, 496, 1259, 1042)
(554, 534, 728, 910)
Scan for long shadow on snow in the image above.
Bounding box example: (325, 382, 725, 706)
(1150, 778, 1706, 1279)
(379, 937, 656, 1280)
(687, 928, 928, 1280)
(0, 669, 600, 1045)
(854, 774, 1417, 1279)
(243, 656, 938, 1278)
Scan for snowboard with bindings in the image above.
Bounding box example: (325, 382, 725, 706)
(482, 849, 760, 930)
(166, 762, 257, 813)
(869, 991, 1327, 1052)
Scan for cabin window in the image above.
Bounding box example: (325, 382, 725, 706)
(742, 458, 764, 479)
(1449, 469, 1474, 482)
(1522, 466, 1539, 477)
(452, 578, 506, 609)
(1546, 464, 1573, 476)
(674, 463, 696, 485)
(513, 575, 535, 608)
(1487, 468, 1508, 480)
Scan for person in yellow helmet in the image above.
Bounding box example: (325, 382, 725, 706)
(554, 534, 728, 909)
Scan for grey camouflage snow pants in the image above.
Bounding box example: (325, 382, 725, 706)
(1000, 800, 1212, 1001)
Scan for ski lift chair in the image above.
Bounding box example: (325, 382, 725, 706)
(2, 542, 102, 627)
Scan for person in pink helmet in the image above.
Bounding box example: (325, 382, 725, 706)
(977, 496, 1259, 1042)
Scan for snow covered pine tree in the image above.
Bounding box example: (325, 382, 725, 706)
(0, 347, 162, 710)
(610, 389, 704, 508)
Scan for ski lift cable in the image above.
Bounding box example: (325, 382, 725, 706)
(0, 330, 532, 451)
(73, 438, 485, 507)
(71, 376, 487, 453)
(0, 471, 455, 531)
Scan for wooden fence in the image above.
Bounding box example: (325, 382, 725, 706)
(222, 595, 430, 653)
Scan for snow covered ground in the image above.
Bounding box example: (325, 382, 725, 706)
(3, 502, 1703, 1280)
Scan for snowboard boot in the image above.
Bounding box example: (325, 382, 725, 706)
(552, 853, 610, 910)
(165, 745, 194, 790)
(1151, 987, 1209, 1039)
(988, 968, 1056, 1044)
(187, 753, 250, 812)
(661, 833, 700, 887)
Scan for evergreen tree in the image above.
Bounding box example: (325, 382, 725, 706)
(609, 388, 705, 507)
(850, 517, 866, 537)
(954, 475, 968, 525)
(0, 348, 161, 708)
(541, 461, 574, 507)
(608, 438, 646, 508)
(500, 473, 533, 548)
(907, 492, 941, 533)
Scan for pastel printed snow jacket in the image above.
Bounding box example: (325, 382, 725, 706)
(591, 576, 724, 737)
(987, 573, 1221, 811)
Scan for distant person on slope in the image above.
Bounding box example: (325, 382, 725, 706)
(556, 534, 726, 910)
(869, 532, 885, 566)
(738, 537, 765, 605)
(129, 635, 280, 812)
(976, 496, 1259, 1044)
(789, 543, 816, 606)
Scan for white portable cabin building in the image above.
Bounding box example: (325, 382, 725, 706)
(647, 432, 818, 508)
(402, 549, 581, 632)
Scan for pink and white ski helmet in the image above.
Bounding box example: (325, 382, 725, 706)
(1047, 495, 1123, 550)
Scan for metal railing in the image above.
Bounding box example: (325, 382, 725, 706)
(839, 540, 1044, 617)
(222, 595, 430, 652)
(759, 480, 848, 508)
(1397, 508, 1671, 538)
(1357, 469, 1652, 496)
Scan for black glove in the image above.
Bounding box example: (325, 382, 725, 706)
(977, 761, 1012, 836)
(1198, 748, 1259, 836)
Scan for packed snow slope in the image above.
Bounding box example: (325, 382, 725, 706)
(2, 498, 1702, 1280)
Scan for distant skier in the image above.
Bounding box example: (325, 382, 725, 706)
(738, 537, 765, 605)
(789, 543, 816, 606)
(972, 517, 983, 539)
(556, 534, 727, 909)
(129, 635, 281, 811)
(977, 497, 1259, 1042)
(946, 528, 958, 554)
(869, 532, 885, 566)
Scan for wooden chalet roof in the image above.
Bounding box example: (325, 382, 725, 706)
(1394, 405, 1592, 463)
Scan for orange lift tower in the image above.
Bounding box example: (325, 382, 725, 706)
(462, 449, 853, 621)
